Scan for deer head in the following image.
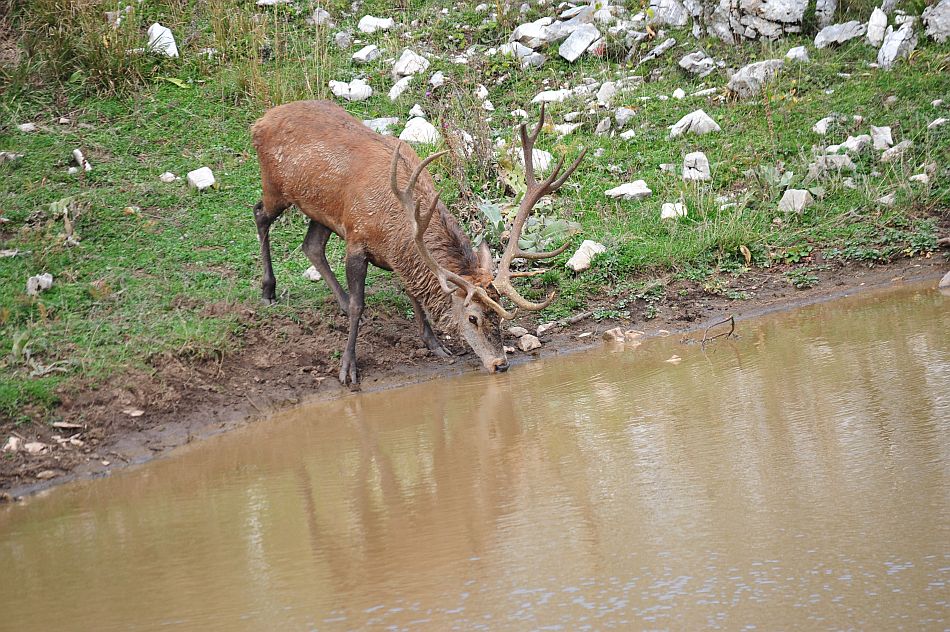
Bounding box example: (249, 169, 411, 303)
(390, 105, 586, 373)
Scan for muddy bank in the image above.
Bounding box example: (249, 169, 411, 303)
(2, 255, 947, 499)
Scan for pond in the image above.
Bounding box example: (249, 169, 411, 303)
(1, 281, 947, 630)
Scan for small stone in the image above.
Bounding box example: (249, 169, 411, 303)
(509, 326, 528, 338)
(352, 44, 380, 63)
(928, 117, 948, 130)
(329, 78, 373, 102)
(867, 8, 888, 46)
(835, 134, 872, 154)
(146, 22, 179, 58)
(26, 272, 53, 296)
(814, 21, 866, 48)
(393, 49, 429, 77)
(559, 24, 601, 62)
(2, 437, 22, 453)
(605, 180, 652, 201)
(909, 173, 930, 185)
(878, 192, 896, 207)
(878, 23, 917, 70)
(517, 148, 554, 172)
(669, 109, 720, 138)
(664, 355, 682, 364)
(72, 148, 92, 172)
(566, 240, 607, 272)
(807, 154, 856, 179)
(482, 100, 495, 112)
(307, 8, 333, 26)
(939, 269, 950, 289)
(24, 441, 47, 455)
(880, 139, 912, 163)
(363, 117, 399, 135)
(554, 123, 582, 136)
(812, 115, 838, 135)
(409, 103, 426, 118)
(615, 107, 636, 127)
(785, 46, 809, 62)
(727, 59, 784, 98)
(303, 266, 322, 281)
(358, 15, 394, 33)
(18, 122, 37, 133)
(922, 0, 950, 43)
(159, 171, 177, 183)
(536, 322, 556, 336)
(429, 71, 445, 88)
(778, 189, 814, 213)
(399, 118, 441, 144)
(870, 125, 893, 150)
(602, 327, 625, 343)
(661, 202, 687, 219)
(682, 151, 711, 181)
(518, 334, 542, 352)
(596, 81, 617, 105)
(672, 88, 685, 100)
(595, 118, 611, 135)
(35, 470, 58, 480)
(678, 51, 715, 77)
(334, 31, 353, 49)
(619, 129, 637, 140)
(187, 166, 216, 190)
(639, 37, 676, 66)
(389, 76, 412, 101)
(531, 88, 573, 104)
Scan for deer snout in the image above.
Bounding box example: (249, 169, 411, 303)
(490, 358, 510, 373)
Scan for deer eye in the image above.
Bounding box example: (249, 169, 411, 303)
(468, 315, 479, 326)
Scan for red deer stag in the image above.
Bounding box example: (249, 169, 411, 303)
(251, 100, 585, 386)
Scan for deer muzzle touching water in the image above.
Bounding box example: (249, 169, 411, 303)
(251, 100, 585, 386)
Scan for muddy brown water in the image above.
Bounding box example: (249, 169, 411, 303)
(1, 282, 948, 630)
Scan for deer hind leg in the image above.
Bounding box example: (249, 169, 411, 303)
(302, 219, 350, 316)
(254, 199, 287, 304)
(409, 295, 452, 358)
(339, 248, 369, 388)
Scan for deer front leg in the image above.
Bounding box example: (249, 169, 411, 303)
(409, 295, 451, 358)
(254, 200, 284, 304)
(339, 250, 368, 387)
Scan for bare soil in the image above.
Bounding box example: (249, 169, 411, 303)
(2, 254, 947, 499)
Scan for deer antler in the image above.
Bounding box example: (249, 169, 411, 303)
(493, 103, 587, 311)
(390, 145, 516, 319)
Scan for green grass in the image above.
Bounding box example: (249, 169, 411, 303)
(0, 0, 947, 421)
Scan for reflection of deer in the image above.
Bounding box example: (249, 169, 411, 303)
(251, 101, 585, 385)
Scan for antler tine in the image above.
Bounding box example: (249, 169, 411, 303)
(519, 103, 546, 188)
(550, 148, 587, 192)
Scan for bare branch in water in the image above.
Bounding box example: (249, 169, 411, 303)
(701, 315, 736, 348)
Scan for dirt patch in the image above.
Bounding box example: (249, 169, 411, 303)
(1, 254, 947, 499)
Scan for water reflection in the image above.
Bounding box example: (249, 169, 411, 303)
(1, 282, 948, 630)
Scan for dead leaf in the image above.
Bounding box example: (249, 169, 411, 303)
(739, 244, 752, 265)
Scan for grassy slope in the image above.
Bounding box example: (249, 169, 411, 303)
(0, 0, 947, 422)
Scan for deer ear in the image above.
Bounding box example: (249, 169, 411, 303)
(475, 241, 493, 271)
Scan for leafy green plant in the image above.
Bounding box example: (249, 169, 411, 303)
(785, 267, 820, 289)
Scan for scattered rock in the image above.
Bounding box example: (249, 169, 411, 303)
(24, 441, 47, 455)
(536, 322, 557, 336)
(159, 171, 177, 183)
(26, 272, 54, 296)
(669, 109, 721, 138)
(36, 470, 58, 480)
(329, 78, 373, 101)
(785, 45, 809, 62)
(559, 24, 601, 61)
(595, 118, 611, 135)
(807, 154, 855, 179)
(429, 71, 445, 88)
(661, 202, 687, 219)
(939, 269, 950, 289)
(554, 123, 582, 136)
(615, 107, 636, 127)
(399, 118, 441, 144)
(147, 22, 179, 58)
(393, 49, 429, 77)
(364, 117, 399, 135)
(830, 134, 871, 154)
(408, 103, 426, 118)
(352, 44, 380, 63)
(516, 147, 554, 172)
(878, 22, 917, 69)
(303, 266, 322, 281)
(2, 437, 21, 453)
(509, 326, 528, 338)
(877, 192, 896, 207)
(306, 8, 333, 26)
(678, 51, 716, 77)
(72, 148, 92, 172)
(0, 151, 23, 162)
(639, 37, 676, 66)
(187, 166, 216, 190)
(682, 151, 711, 181)
(518, 334, 542, 352)
(605, 180, 652, 201)
(814, 20, 866, 48)
(880, 139, 912, 162)
(619, 129, 637, 140)
(867, 8, 888, 46)
(122, 407, 145, 417)
(727, 59, 784, 98)
(922, 0, 950, 42)
(596, 81, 617, 105)
(929, 117, 948, 129)
(672, 88, 686, 99)
(665, 355, 682, 364)
(566, 240, 607, 272)
(532, 88, 573, 103)
(389, 76, 412, 101)
(778, 188, 814, 213)
(358, 15, 394, 33)
(335, 31, 353, 49)
(812, 115, 839, 135)
(870, 125, 893, 150)
(18, 122, 37, 133)
(909, 173, 930, 185)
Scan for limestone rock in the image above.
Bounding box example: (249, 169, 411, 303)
(878, 22, 917, 69)
(509, 326, 528, 338)
(661, 202, 687, 219)
(26, 272, 53, 296)
(596, 81, 617, 105)
(159, 171, 177, 183)
(358, 15, 394, 33)
(815, 21, 866, 48)
(867, 8, 888, 45)
(785, 45, 809, 62)
(17, 122, 37, 133)
(615, 107, 636, 127)
(639, 37, 676, 66)
(147, 22, 179, 58)
(683, 151, 711, 181)
(595, 118, 611, 135)
(672, 88, 686, 99)
(929, 117, 948, 130)
(399, 118, 440, 144)
(352, 44, 380, 64)
(727, 59, 784, 98)
(531, 88, 573, 103)
(518, 334, 542, 352)
(389, 76, 412, 101)
(364, 117, 399, 135)
(335, 31, 353, 49)
(880, 139, 912, 163)
(870, 125, 893, 150)
(649, 0, 689, 26)
(393, 49, 429, 77)
(807, 154, 855, 179)
(606, 180, 652, 201)
(559, 24, 601, 61)
(307, 8, 333, 26)
(679, 51, 715, 77)
(329, 78, 373, 102)
(812, 115, 839, 135)
(778, 188, 813, 212)
(187, 166, 215, 190)
(303, 266, 322, 282)
(815, 0, 837, 28)
(566, 240, 607, 272)
(669, 109, 721, 138)
(922, 0, 950, 42)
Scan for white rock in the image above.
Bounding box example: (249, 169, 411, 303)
(429, 71, 445, 88)
(474, 83, 489, 100)
(159, 171, 177, 183)
(0, 151, 23, 162)
(554, 123, 582, 136)
(303, 266, 322, 281)
(678, 51, 715, 77)
(909, 173, 930, 185)
(147, 22, 179, 58)
(499, 42, 534, 60)
(1, 437, 21, 453)
(836, 134, 872, 154)
(813, 115, 838, 135)
(389, 76, 412, 101)
(393, 49, 429, 77)
(23, 441, 47, 455)
(639, 37, 676, 66)
(409, 103, 426, 118)
(358, 15, 394, 33)
(649, 0, 689, 26)
(778, 189, 814, 212)
(807, 154, 855, 179)
(564, 111, 581, 122)
(521, 52, 547, 68)
(870, 125, 893, 150)
(727, 59, 784, 98)
(615, 107, 636, 127)
(307, 8, 333, 26)
(661, 203, 687, 219)
(26, 272, 53, 296)
(878, 22, 917, 69)
(867, 8, 888, 45)
(476, 3, 489, 12)
(785, 45, 809, 62)
(669, 109, 721, 138)
(814, 20, 866, 48)
(682, 151, 711, 181)
(352, 44, 380, 63)
(72, 148, 92, 172)
(672, 88, 686, 99)
(399, 118, 441, 144)
(187, 166, 216, 190)
(605, 180, 652, 201)
(880, 139, 912, 162)
(17, 122, 37, 133)
(597, 81, 617, 105)
(518, 334, 542, 352)
(517, 148, 554, 172)
(595, 118, 611, 135)
(532, 88, 573, 103)
(878, 192, 896, 207)
(482, 100, 495, 112)
(559, 24, 601, 61)
(566, 240, 607, 272)
(619, 129, 637, 140)
(364, 117, 400, 135)
(335, 31, 353, 49)
(922, 0, 950, 42)
(929, 117, 948, 129)
(329, 78, 373, 102)
(509, 326, 528, 337)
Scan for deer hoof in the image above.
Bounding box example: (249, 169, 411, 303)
(432, 345, 453, 358)
(262, 297, 277, 306)
(339, 357, 360, 388)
